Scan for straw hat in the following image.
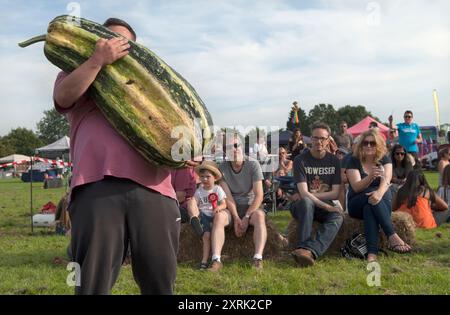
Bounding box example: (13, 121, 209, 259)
(195, 160, 222, 180)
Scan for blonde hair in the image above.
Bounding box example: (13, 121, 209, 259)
(353, 129, 387, 163)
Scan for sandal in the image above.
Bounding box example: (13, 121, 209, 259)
(387, 243, 411, 254)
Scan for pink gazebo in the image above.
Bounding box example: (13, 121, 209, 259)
(347, 116, 389, 139)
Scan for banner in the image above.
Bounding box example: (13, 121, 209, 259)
(433, 89, 441, 129)
(0, 157, 72, 169)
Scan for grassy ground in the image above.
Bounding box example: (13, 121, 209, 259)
(0, 172, 448, 295)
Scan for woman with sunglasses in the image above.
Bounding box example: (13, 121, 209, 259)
(390, 144, 414, 189)
(346, 130, 411, 262)
(389, 111, 423, 159)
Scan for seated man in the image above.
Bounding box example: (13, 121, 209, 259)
(290, 122, 344, 267)
(211, 133, 267, 271)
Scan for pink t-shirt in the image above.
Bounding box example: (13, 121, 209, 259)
(53, 71, 176, 200)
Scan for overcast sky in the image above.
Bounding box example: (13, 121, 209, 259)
(1, 0, 449, 136)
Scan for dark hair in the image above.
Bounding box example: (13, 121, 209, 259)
(103, 18, 137, 40)
(291, 128, 303, 139)
(396, 170, 435, 208)
(391, 144, 412, 169)
(438, 147, 450, 160)
(404, 110, 413, 117)
(311, 122, 331, 136)
(369, 121, 378, 128)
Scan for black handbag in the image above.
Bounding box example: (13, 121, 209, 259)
(340, 233, 368, 259)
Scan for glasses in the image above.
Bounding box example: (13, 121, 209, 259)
(362, 140, 377, 147)
(311, 136, 329, 143)
(395, 152, 405, 156)
(404, 115, 412, 119)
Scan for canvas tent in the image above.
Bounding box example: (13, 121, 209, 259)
(267, 130, 311, 148)
(0, 154, 31, 178)
(347, 116, 389, 139)
(0, 154, 31, 164)
(36, 136, 70, 159)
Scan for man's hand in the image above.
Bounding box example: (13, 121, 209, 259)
(388, 115, 393, 123)
(327, 204, 343, 213)
(234, 217, 244, 237)
(240, 216, 250, 234)
(90, 37, 130, 67)
(184, 160, 201, 168)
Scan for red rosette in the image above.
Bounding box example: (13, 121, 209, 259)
(208, 192, 219, 209)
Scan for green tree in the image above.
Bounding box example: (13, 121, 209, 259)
(335, 105, 376, 132)
(36, 108, 69, 144)
(307, 103, 338, 133)
(286, 101, 308, 135)
(0, 137, 14, 157)
(2, 128, 43, 156)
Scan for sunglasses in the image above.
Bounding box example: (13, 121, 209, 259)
(404, 115, 412, 118)
(362, 140, 377, 147)
(395, 152, 405, 156)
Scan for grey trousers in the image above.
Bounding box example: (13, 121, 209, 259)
(69, 177, 180, 295)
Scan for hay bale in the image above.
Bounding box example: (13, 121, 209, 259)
(287, 211, 416, 255)
(177, 219, 286, 262)
(380, 211, 416, 247)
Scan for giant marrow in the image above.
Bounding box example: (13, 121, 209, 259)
(19, 15, 213, 168)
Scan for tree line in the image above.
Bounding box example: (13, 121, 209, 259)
(0, 103, 409, 157)
(0, 109, 69, 157)
(286, 103, 378, 136)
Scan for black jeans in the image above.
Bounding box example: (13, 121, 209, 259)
(347, 189, 394, 254)
(69, 177, 180, 295)
(289, 197, 343, 259)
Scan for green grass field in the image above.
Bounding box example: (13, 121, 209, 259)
(0, 172, 448, 295)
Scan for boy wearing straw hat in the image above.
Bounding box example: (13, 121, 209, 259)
(189, 161, 228, 269)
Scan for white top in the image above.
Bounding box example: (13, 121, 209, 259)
(194, 185, 227, 217)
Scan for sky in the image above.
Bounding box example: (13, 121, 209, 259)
(1, 0, 449, 137)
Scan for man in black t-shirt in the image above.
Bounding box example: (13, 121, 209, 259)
(290, 122, 344, 267)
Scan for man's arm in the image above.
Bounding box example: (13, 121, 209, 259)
(54, 37, 130, 108)
(219, 181, 239, 220)
(297, 182, 342, 212)
(312, 186, 340, 201)
(416, 130, 423, 144)
(245, 181, 264, 215)
(175, 191, 186, 204)
(219, 180, 243, 236)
